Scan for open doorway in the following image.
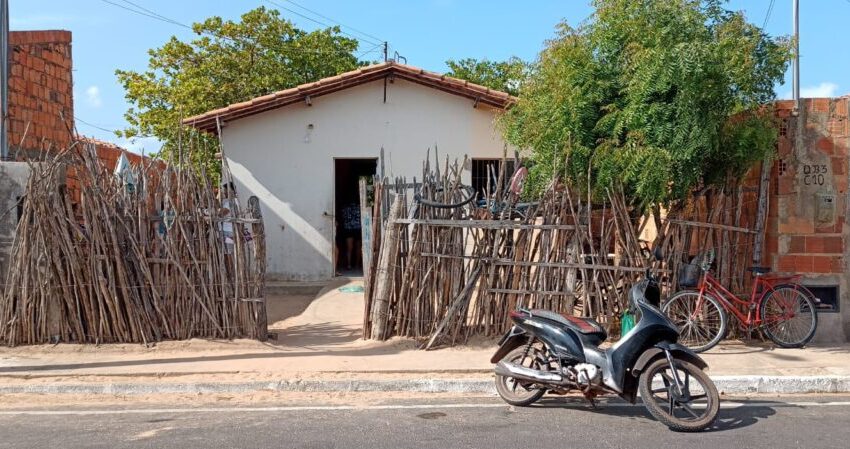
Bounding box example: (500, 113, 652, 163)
(334, 158, 377, 277)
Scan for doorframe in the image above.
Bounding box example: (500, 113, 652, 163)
(332, 157, 379, 278)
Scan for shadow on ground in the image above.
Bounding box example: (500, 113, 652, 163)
(532, 396, 781, 432)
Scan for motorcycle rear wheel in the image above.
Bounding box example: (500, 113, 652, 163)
(494, 346, 546, 406)
(639, 358, 719, 432)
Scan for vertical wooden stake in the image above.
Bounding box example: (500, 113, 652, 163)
(370, 195, 402, 340)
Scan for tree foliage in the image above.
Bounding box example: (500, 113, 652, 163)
(116, 7, 366, 172)
(445, 57, 530, 96)
(501, 0, 792, 207)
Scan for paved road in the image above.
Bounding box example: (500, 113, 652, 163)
(0, 396, 848, 448)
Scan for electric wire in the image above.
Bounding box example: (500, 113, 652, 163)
(98, 0, 371, 59)
(762, 0, 776, 29)
(267, 0, 385, 45)
(74, 116, 119, 134)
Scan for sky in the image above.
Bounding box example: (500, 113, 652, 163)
(9, 0, 850, 154)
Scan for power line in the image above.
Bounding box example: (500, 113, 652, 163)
(100, 0, 191, 30)
(762, 0, 776, 29)
(263, 0, 382, 47)
(117, 0, 189, 28)
(355, 42, 384, 60)
(75, 116, 119, 134)
(271, 0, 384, 44)
(98, 0, 370, 59)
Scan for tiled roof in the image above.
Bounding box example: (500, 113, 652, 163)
(182, 61, 516, 134)
(76, 136, 162, 167)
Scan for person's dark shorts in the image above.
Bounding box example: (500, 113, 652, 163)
(337, 227, 361, 242)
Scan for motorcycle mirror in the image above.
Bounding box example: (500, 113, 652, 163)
(653, 246, 663, 261)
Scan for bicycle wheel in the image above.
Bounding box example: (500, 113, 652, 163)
(662, 291, 727, 353)
(760, 284, 818, 348)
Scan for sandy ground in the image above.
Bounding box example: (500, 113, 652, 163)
(1, 280, 849, 378)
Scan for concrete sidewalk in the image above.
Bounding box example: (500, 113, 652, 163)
(1, 280, 849, 394)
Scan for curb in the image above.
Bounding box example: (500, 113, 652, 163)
(2, 376, 849, 396)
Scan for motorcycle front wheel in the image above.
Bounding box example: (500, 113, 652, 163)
(639, 358, 719, 432)
(494, 346, 546, 406)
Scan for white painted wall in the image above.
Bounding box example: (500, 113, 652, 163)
(221, 78, 509, 281)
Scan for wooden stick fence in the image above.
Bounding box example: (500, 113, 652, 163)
(363, 154, 762, 349)
(0, 140, 267, 346)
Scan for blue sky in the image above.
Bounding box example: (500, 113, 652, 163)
(10, 0, 850, 154)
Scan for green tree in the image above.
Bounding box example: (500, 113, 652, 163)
(502, 0, 792, 207)
(445, 57, 529, 96)
(116, 6, 366, 171)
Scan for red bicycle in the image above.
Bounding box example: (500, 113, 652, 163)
(662, 251, 818, 353)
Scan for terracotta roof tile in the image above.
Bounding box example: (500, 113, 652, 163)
(183, 61, 516, 133)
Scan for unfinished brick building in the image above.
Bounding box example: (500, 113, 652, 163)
(7, 30, 74, 154)
(765, 98, 849, 342)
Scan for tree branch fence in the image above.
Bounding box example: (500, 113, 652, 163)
(0, 140, 267, 346)
(363, 155, 763, 349)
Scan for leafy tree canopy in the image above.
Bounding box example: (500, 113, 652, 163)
(116, 6, 367, 172)
(501, 0, 792, 207)
(445, 57, 530, 96)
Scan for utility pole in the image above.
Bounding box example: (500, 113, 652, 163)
(1, 0, 9, 160)
(383, 41, 388, 63)
(792, 0, 800, 114)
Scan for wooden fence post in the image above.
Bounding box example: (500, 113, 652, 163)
(752, 157, 771, 265)
(369, 195, 402, 340)
(359, 178, 373, 289)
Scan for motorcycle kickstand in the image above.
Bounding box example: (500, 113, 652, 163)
(581, 387, 597, 409)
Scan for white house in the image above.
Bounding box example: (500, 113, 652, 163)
(185, 62, 514, 281)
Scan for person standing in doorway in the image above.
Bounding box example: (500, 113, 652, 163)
(339, 198, 361, 271)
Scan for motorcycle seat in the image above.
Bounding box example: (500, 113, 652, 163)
(529, 309, 607, 339)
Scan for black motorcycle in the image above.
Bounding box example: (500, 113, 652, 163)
(491, 272, 720, 432)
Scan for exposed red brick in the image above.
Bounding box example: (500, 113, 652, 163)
(766, 234, 779, 254)
(805, 236, 843, 254)
(789, 236, 806, 253)
(776, 255, 797, 273)
(832, 157, 847, 176)
(835, 98, 849, 116)
(811, 98, 830, 113)
(816, 137, 835, 155)
(7, 30, 73, 155)
(812, 255, 842, 274)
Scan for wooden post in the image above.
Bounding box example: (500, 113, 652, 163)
(752, 157, 771, 264)
(424, 265, 482, 350)
(369, 195, 402, 340)
(359, 178, 373, 288)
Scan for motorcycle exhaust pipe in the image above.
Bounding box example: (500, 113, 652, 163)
(495, 361, 563, 384)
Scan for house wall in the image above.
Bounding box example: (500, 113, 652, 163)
(7, 30, 74, 154)
(765, 97, 850, 343)
(221, 78, 510, 280)
(0, 163, 31, 281)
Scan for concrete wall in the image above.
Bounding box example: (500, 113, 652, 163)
(221, 78, 509, 280)
(0, 163, 31, 282)
(765, 98, 850, 343)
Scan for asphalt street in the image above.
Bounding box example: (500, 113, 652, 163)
(0, 396, 848, 448)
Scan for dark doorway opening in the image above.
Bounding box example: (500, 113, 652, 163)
(334, 158, 377, 277)
(471, 158, 516, 200)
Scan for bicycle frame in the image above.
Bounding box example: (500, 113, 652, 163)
(694, 271, 803, 329)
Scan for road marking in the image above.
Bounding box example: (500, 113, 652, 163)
(0, 401, 848, 415)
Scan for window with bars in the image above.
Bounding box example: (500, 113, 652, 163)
(471, 159, 516, 200)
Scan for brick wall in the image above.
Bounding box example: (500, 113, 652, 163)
(763, 97, 850, 342)
(7, 30, 74, 154)
(766, 98, 849, 275)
